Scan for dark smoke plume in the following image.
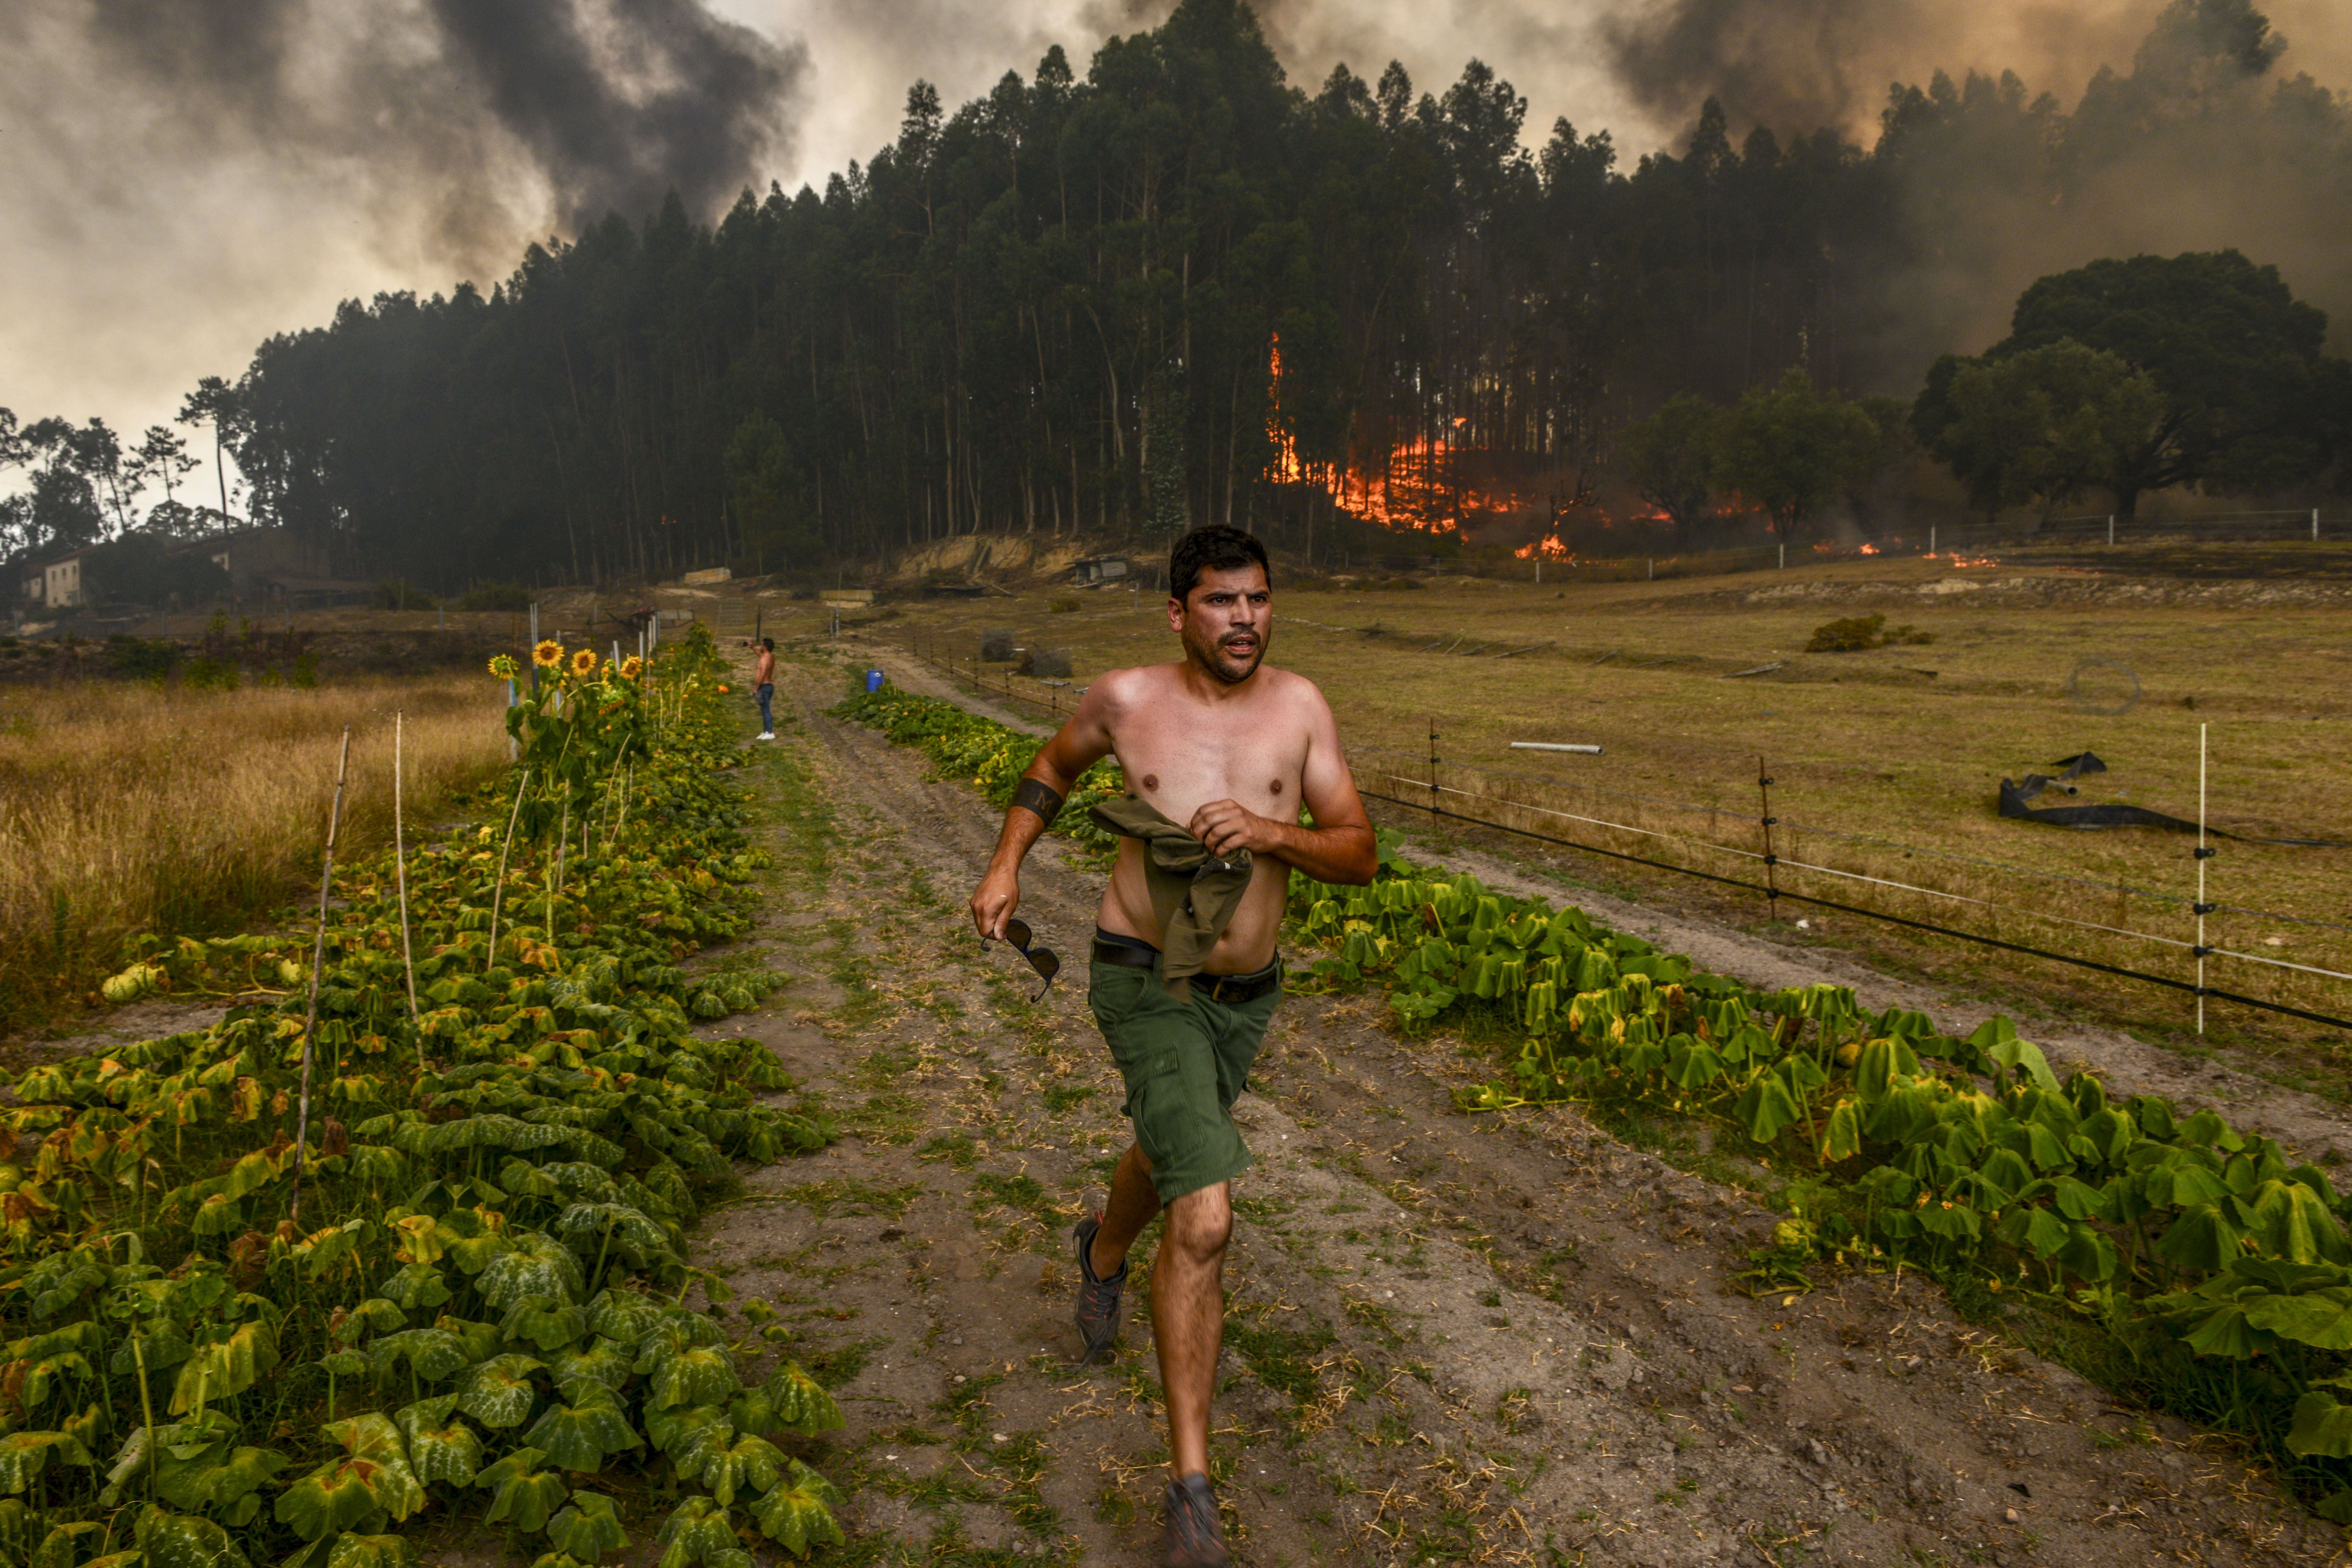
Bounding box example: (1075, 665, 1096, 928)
(75, 0, 805, 251)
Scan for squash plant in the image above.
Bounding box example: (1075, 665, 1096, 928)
(844, 684, 2352, 1519)
(2, 630, 848, 1567)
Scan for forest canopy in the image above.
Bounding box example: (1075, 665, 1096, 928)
(5, 0, 2350, 586)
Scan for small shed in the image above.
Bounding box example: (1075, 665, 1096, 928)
(1072, 556, 1130, 584)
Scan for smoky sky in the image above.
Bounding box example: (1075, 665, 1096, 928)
(77, 0, 805, 248)
(1603, 0, 2351, 144)
(2, 0, 2348, 508)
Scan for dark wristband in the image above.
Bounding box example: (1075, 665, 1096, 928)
(1013, 778, 1065, 825)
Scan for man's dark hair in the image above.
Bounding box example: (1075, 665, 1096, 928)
(760, 637, 774, 651)
(1170, 525, 1270, 603)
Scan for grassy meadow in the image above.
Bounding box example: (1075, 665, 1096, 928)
(851, 546, 2352, 1062)
(0, 673, 510, 1028)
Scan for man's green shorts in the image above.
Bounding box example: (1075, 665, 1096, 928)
(1088, 951, 1281, 1205)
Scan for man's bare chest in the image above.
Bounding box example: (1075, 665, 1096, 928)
(1112, 719, 1305, 825)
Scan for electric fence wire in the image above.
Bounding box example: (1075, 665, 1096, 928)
(1365, 771, 2352, 992)
(1350, 743, 2352, 935)
(888, 643, 2351, 997)
(1354, 784, 2352, 1033)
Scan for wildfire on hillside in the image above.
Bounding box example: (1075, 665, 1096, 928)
(1926, 551, 2000, 568)
(1514, 534, 1574, 561)
(1265, 336, 1518, 536)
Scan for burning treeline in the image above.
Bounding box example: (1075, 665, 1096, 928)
(61, 0, 2352, 582)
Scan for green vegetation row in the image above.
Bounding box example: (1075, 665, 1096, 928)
(2, 629, 848, 1568)
(838, 683, 2352, 1521)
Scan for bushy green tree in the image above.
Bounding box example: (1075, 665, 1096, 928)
(1620, 395, 1722, 533)
(1917, 251, 2352, 517)
(1713, 370, 1880, 538)
(1919, 339, 2164, 520)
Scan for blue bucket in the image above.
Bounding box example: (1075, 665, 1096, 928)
(865, 669, 885, 693)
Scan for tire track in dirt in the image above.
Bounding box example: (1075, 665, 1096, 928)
(690, 646, 2335, 1566)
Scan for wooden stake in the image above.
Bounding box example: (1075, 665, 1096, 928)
(287, 726, 351, 1227)
(486, 768, 530, 972)
(550, 796, 570, 947)
(394, 712, 421, 1073)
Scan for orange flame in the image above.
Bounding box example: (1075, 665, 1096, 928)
(1266, 335, 1492, 535)
(1514, 534, 1573, 561)
(1926, 552, 1999, 568)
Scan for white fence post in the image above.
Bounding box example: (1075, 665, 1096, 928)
(2108, 514, 2115, 546)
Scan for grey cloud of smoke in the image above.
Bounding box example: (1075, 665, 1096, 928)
(1601, 0, 2352, 145)
(2, 0, 2346, 501)
(0, 0, 803, 497)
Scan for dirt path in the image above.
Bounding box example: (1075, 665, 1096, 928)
(687, 646, 2337, 1567)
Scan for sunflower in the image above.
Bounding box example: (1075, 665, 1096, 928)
(620, 655, 644, 679)
(488, 653, 520, 679)
(532, 639, 562, 668)
(569, 648, 599, 679)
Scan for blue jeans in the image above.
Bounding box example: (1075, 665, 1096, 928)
(756, 684, 774, 732)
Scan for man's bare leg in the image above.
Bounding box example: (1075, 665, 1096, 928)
(1089, 1141, 1162, 1277)
(1150, 1182, 1231, 1480)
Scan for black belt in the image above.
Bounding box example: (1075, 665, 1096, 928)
(1090, 935, 1281, 1004)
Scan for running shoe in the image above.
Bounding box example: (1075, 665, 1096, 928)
(1163, 1472, 1230, 1567)
(1072, 1212, 1125, 1363)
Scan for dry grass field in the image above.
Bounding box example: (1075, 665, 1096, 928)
(836, 545, 2352, 1065)
(0, 674, 510, 1026)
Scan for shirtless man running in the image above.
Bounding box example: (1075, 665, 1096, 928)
(969, 525, 1376, 1565)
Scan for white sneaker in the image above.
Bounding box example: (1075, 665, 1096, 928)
(758, 731, 776, 741)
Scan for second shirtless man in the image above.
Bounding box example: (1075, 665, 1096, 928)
(969, 525, 1376, 1566)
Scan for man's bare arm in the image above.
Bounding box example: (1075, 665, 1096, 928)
(1187, 684, 1377, 885)
(968, 680, 1121, 938)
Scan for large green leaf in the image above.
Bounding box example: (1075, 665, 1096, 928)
(585, 1289, 668, 1347)
(2240, 1288, 2352, 1351)
(381, 1265, 453, 1312)
(168, 1321, 277, 1416)
(644, 1405, 733, 1473)
(524, 1384, 642, 1473)
(2233, 1180, 2350, 1266)
(2292, 1392, 2352, 1458)
(1816, 1099, 1863, 1164)
(1663, 1039, 1724, 1091)
(545, 1494, 629, 1563)
(2156, 1201, 2251, 1274)
(1994, 1205, 2073, 1261)
(0, 1431, 92, 1495)
(698, 1435, 786, 1508)
(364, 1329, 475, 1384)
(393, 1396, 483, 1487)
(479, 1235, 587, 1312)
(501, 1295, 590, 1355)
(456, 1354, 545, 1429)
(548, 1337, 633, 1395)
(748, 1461, 845, 1560)
(273, 1412, 426, 1543)
(133, 1505, 252, 1568)
(654, 1497, 750, 1568)
(476, 1449, 568, 1533)
(642, 1343, 738, 1412)
(763, 1363, 845, 1435)
(1731, 1073, 1802, 1145)
(325, 1535, 416, 1568)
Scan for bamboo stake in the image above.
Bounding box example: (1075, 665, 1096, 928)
(608, 763, 636, 849)
(287, 726, 352, 1228)
(486, 768, 530, 971)
(394, 712, 422, 1074)
(550, 796, 570, 947)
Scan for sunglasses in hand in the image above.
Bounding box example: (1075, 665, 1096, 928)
(989, 917, 1061, 1000)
